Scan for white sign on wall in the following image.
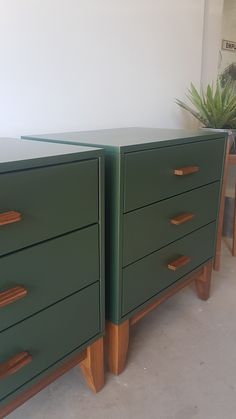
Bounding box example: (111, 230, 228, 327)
(222, 39, 236, 52)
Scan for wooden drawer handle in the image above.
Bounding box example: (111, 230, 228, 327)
(0, 352, 32, 380)
(0, 211, 22, 226)
(0, 286, 28, 308)
(174, 166, 199, 176)
(170, 212, 195, 226)
(168, 255, 191, 271)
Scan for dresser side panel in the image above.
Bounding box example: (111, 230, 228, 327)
(104, 152, 123, 323)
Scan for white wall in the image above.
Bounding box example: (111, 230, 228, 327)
(201, 0, 224, 85)
(219, 0, 236, 73)
(0, 0, 206, 137)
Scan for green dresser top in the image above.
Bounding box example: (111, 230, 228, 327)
(0, 138, 102, 172)
(22, 127, 226, 153)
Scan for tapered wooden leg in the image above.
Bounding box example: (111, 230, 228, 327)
(106, 320, 129, 375)
(80, 337, 104, 393)
(195, 261, 213, 301)
(233, 184, 236, 257)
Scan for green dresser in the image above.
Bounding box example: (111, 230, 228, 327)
(22, 128, 226, 375)
(0, 139, 104, 417)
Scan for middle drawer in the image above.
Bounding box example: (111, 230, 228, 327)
(123, 182, 219, 266)
(0, 225, 99, 332)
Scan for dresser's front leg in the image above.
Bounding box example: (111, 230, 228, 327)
(80, 337, 104, 393)
(106, 320, 130, 375)
(195, 261, 213, 301)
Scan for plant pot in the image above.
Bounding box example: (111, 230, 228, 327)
(201, 128, 236, 154)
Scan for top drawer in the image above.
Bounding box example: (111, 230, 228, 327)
(123, 139, 225, 212)
(0, 159, 98, 256)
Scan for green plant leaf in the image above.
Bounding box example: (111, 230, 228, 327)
(175, 99, 208, 125)
(176, 78, 236, 129)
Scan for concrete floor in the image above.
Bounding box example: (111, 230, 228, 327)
(9, 241, 236, 419)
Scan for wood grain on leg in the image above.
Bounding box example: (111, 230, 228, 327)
(80, 337, 104, 393)
(106, 320, 129, 375)
(195, 261, 213, 301)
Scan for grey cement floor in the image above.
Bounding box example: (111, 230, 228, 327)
(8, 241, 236, 419)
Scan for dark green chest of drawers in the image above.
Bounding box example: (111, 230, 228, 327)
(22, 127, 227, 375)
(0, 139, 104, 415)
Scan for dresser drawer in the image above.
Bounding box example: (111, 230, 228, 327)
(0, 282, 100, 401)
(0, 225, 99, 332)
(124, 139, 225, 212)
(123, 182, 219, 266)
(122, 223, 216, 316)
(0, 159, 98, 256)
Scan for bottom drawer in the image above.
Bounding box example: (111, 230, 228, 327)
(122, 223, 216, 316)
(0, 282, 100, 402)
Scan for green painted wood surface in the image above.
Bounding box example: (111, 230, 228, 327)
(0, 282, 100, 402)
(123, 182, 220, 266)
(124, 139, 225, 212)
(97, 154, 105, 333)
(21, 130, 226, 324)
(0, 160, 98, 256)
(0, 138, 102, 173)
(122, 223, 216, 316)
(22, 127, 225, 152)
(103, 152, 124, 323)
(0, 140, 105, 409)
(0, 225, 99, 332)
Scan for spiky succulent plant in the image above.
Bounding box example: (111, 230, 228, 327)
(176, 81, 236, 129)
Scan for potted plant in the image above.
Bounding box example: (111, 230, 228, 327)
(176, 80, 236, 154)
(220, 63, 236, 88)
